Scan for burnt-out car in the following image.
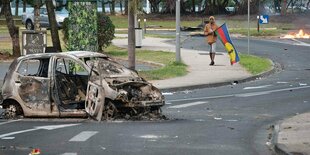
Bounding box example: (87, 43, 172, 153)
(1, 51, 165, 120)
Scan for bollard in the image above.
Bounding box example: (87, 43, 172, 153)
(144, 19, 147, 34)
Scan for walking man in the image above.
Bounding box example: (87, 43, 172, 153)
(204, 16, 218, 66)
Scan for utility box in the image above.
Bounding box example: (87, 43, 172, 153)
(135, 28, 143, 48)
(22, 30, 47, 55)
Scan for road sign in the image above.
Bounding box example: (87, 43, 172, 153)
(259, 15, 269, 24)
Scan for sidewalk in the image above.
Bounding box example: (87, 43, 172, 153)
(274, 112, 310, 155)
(112, 34, 252, 90)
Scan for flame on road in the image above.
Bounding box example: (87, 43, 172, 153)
(283, 29, 310, 39)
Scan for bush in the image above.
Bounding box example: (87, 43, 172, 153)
(62, 13, 115, 53)
(97, 13, 115, 52)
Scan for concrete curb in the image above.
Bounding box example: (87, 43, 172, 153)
(159, 59, 280, 92)
(272, 122, 294, 155)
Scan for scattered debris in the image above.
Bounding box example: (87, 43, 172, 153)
(29, 148, 41, 155)
(227, 127, 235, 130)
(284, 126, 292, 130)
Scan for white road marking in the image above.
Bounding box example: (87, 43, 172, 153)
(167, 86, 310, 102)
(162, 92, 174, 95)
(168, 101, 208, 109)
(0, 123, 79, 139)
(61, 153, 77, 155)
(69, 131, 98, 142)
(235, 91, 270, 97)
(0, 119, 22, 126)
(1, 137, 15, 140)
(214, 117, 223, 120)
(299, 83, 307, 86)
(243, 85, 272, 90)
(277, 81, 289, 84)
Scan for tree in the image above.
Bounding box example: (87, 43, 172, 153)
(2, 0, 21, 57)
(97, 13, 115, 52)
(128, 0, 136, 70)
(46, 0, 62, 52)
(15, 0, 19, 16)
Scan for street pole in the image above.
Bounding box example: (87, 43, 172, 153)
(176, 0, 181, 62)
(247, 0, 250, 55)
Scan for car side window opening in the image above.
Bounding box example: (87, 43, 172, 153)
(17, 58, 49, 78)
(55, 58, 88, 108)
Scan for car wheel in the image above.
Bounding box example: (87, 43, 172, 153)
(104, 101, 118, 121)
(3, 103, 23, 119)
(26, 20, 34, 30)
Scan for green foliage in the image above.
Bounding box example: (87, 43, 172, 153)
(97, 13, 115, 52)
(62, 11, 115, 52)
(67, 2, 98, 51)
(239, 53, 272, 75)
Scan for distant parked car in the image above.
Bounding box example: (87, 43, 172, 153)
(21, 8, 68, 30)
(1, 51, 165, 120)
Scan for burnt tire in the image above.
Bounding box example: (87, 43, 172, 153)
(3, 103, 23, 119)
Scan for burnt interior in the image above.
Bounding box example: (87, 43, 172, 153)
(54, 58, 88, 109)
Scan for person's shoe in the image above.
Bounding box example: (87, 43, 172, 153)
(209, 61, 215, 66)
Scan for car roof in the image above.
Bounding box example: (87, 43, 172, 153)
(19, 51, 107, 60)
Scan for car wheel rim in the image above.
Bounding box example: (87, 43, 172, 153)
(104, 102, 117, 121)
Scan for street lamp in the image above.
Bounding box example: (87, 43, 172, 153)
(247, 0, 250, 55)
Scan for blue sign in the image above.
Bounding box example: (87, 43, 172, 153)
(259, 15, 269, 24)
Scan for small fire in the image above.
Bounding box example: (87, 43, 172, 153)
(283, 29, 310, 39)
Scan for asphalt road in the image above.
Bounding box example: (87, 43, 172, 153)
(1, 37, 310, 155)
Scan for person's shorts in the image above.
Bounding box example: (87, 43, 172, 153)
(210, 42, 216, 53)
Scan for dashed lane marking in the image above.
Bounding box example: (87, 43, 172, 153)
(243, 85, 272, 90)
(69, 131, 98, 142)
(168, 101, 208, 109)
(0, 119, 21, 126)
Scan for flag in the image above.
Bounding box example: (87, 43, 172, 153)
(215, 23, 240, 65)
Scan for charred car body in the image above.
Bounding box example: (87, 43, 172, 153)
(1, 51, 165, 120)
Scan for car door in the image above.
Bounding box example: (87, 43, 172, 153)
(15, 57, 53, 115)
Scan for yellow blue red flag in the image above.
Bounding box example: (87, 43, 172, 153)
(215, 23, 240, 65)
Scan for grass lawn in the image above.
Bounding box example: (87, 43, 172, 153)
(109, 15, 294, 31)
(239, 53, 272, 75)
(105, 45, 188, 80)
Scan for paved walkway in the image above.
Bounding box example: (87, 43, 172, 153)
(112, 35, 251, 90)
(274, 112, 310, 155)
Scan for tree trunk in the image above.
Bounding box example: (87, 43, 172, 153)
(3, 0, 21, 57)
(46, 0, 62, 52)
(111, 0, 115, 15)
(192, 0, 195, 12)
(120, 0, 123, 14)
(34, 1, 41, 31)
(128, 1, 135, 70)
(101, 0, 105, 13)
(282, 0, 287, 15)
(23, 0, 26, 12)
(15, 0, 19, 16)
(124, 0, 128, 15)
